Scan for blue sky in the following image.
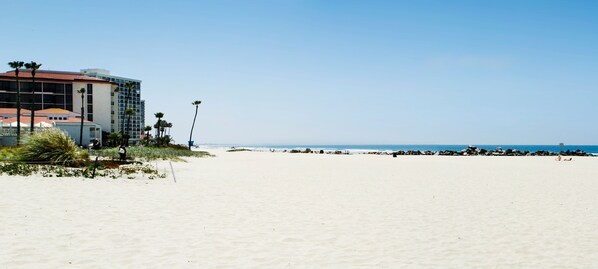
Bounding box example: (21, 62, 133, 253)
(2, 0, 598, 145)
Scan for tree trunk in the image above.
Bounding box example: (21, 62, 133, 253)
(189, 105, 198, 150)
(15, 70, 21, 146)
(29, 73, 36, 134)
(80, 95, 85, 147)
(126, 114, 131, 146)
(121, 91, 128, 145)
(156, 119, 161, 138)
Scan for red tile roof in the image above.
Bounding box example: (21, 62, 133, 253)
(1, 116, 92, 124)
(0, 70, 114, 84)
(0, 108, 32, 114)
(35, 108, 75, 115)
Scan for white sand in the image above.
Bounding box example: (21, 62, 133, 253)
(2, 150, 598, 268)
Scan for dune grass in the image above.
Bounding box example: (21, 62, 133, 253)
(19, 128, 89, 166)
(96, 146, 211, 161)
(227, 148, 252, 152)
(0, 146, 21, 161)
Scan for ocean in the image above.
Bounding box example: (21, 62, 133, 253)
(201, 144, 598, 155)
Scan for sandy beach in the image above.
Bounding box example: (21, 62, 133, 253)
(2, 150, 598, 268)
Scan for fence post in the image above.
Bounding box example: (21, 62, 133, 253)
(91, 156, 99, 178)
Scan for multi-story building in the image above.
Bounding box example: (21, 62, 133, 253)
(0, 70, 119, 135)
(140, 100, 145, 131)
(81, 69, 144, 142)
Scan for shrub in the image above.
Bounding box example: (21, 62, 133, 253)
(227, 148, 252, 152)
(19, 128, 89, 166)
(0, 146, 22, 161)
(168, 143, 190, 151)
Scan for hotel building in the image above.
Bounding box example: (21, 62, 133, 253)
(0, 69, 120, 135)
(80, 69, 145, 142)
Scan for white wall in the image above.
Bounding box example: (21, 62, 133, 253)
(92, 83, 113, 133)
(72, 82, 116, 134)
(54, 123, 102, 146)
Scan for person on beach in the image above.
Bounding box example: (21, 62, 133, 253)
(556, 155, 562, 161)
(91, 139, 101, 150)
(118, 145, 127, 161)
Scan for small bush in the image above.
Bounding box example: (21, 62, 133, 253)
(168, 144, 190, 151)
(0, 146, 22, 161)
(0, 162, 38, 176)
(19, 128, 89, 166)
(227, 148, 252, 152)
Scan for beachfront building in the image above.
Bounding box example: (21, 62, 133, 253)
(0, 108, 101, 146)
(0, 70, 119, 136)
(80, 69, 144, 143)
(140, 100, 145, 132)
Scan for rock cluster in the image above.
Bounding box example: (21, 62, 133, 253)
(393, 146, 593, 156)
(283, 146, 593, 156)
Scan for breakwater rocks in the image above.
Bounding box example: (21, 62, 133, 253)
(390, 146, 592, 156)
(288, 148, 349, 154)
(282, 146, 593, 156)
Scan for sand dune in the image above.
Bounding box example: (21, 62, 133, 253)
(2, 150, 598, 268)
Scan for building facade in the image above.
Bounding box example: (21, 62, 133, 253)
(81, 69, 144, 142)
(0, 70, 119, 135)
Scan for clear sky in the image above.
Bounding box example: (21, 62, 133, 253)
(2, 0, 598, 145)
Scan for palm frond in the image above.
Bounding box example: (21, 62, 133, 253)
(8, 61, 24, 69)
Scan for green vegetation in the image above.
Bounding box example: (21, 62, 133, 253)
(227, 148, 252, 152)
(153, 112, 165, 145)
(0, 147, 21, 161)
(0, 95, 210, 178)
(106, 132, 122, 147)
(0, 162, 166, 179)
(125, 108, 135, 146)
(25, 61, 42, 134)
(96, 145, 211, 161)
(19, 128, 89, 166)
(8, 61, 24, 145)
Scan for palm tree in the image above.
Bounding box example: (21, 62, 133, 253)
(124, 108, 135, 146)
(24, 61, 42, 134)
(189, 100, 202, 150)
(8, 61, 24, 145)
(122, 82, 135, 138)
(143, 125, 152, 145)
(144, 125, 152, 138)
(159, 120, 168, 138)
(154, 112, 164, 140)
(77, 88, 86, 146)
(166, 122, 173, 136)
(107, 132, 121, 147)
